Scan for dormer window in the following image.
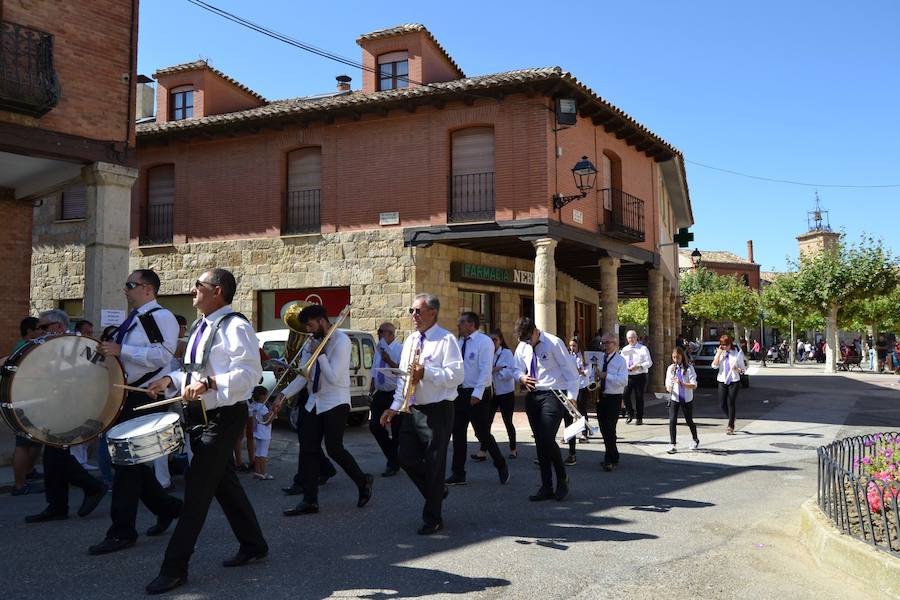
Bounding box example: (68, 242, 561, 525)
(170, 86, 194, 120)
(377, 51, 409, 91)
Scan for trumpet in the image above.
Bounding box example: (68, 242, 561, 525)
(297, 305, 351, 379)
(551, 389, 595, 442)
(397, 344, 422, 414)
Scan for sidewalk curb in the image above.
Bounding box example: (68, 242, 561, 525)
(799, 497, 900, 597)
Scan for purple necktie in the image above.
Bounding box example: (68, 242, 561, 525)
(676, 367, 685, 402)
(312, 362, 321, 393)
(529, 346, 538, 378)
(189, 320, 208, 364)
(627, 349, 634, 368)
(115, 309, 139, 344)
(376, 346, 385, 386)
(723, 353, 731, 381)
(409, 335, 425, 406)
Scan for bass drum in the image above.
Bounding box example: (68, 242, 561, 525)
(0, 334, 125, 447)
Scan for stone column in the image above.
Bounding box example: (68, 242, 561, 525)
(598, 256, 620, 337)
(82, 162, 139, 328)
(648, 268, 665, 392)
(532, 238, 558, 334)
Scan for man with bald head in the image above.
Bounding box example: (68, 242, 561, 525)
(620, 330, 652, 425)
(369, 321, 403, 476)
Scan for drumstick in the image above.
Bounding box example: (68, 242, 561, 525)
(135, 396, 185, 411)
(114, 384, 152, 393)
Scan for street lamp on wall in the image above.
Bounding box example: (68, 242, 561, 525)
(552, 156, 598, 209)
(691, 248, 702, 269)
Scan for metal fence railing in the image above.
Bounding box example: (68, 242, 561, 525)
(818, 432, 900, 554)
(0, 20, 59, 117)
(284, 189, 320, 234)
(140, 203, 174, 246)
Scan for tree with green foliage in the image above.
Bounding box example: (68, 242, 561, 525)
(679, 267, 734, 340)
(840, 285, 900, 339)
(762, 272, 824, 363)
(618, 298, 648, 329)
(792, 236, 898, 372)
(683, 277, 760, 341)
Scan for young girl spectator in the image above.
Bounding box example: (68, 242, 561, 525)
(665, 347, 699, 454)
(249, 386, 277, 480)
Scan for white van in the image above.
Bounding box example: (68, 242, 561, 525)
(257, 328, 376, 426)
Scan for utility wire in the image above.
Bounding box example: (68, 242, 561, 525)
(685, 159, 900, 189)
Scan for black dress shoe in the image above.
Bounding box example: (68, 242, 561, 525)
(529, 487, 554, 502)
(381, 467, 399, 477)
(625, 416, 634, 424)
(88, 537, 136, 555)
(357, 474, 374, 508)
(145, 574, 186, 595)
(445, 474, 467, 486)
(222, 548, 268, 567)
(283, 501, 319, 516)
(25, 508, 67, 523)
(635, 419, 643, 425)
(470, 453, 487, 461)
(555, 476, 570, 501)
(78, 484, 108, 517)
(417, 522, 443, 535)
(146, 515, 175, 537)
(498, 465, 510, 485)
(282, 484, 302, 496)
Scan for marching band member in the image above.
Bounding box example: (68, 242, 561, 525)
(473, 330, 517, 459)
(369, 322, 403, 477)
(596, 334, 628, 471)
(88, 269, 182, 555)
(446, 312, 509, 486)
(712, 334, 746, 435)
(620, 330, 653, 424)
(282, 304, 373, 517)
(512, 317, 580, 502)
(380, 294, 463, 534)
(143, 269, 268, 595)
(665, 346, 699, 453)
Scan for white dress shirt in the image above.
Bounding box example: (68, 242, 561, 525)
(665, 364, 697, 403)
(120, 300, 179, 386)
(373, 338, 403, 393)
(166, 305, 262, 410)
(458, 330, 493, 400)
(620, 342, 653, 375)
(492, 347, 516, 396)
(714, 348, 746, 384)
(390, 324, 464, 411)
(571, 353, 590, 389)
(279, 329, 351, 414)
(512, 331, 580, 400)
(599, 351, 628, 395)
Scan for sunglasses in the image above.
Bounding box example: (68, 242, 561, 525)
(194, 280, 218, 290)
(408, 307, 424, 315)
(124, 281, 144, 290)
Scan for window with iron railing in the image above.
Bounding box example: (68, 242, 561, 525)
(600, 188, 645, 243)
(0, 20, 60, 117)
(142, 165, 175, 245)
(284, 148, 321, 234)
(449, 127, 495, 222)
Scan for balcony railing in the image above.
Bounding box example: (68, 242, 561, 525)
(0, 21, 60, 117)
(141, 204, 174, 246)
(448, 172, 495, 223)
(601, 188, 645, 243)
(284, 189, 321, 234)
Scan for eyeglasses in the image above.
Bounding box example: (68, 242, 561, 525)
(124, 281, 144, 290)
(408, 307, 423, 315)
(194, 280, 218, 290)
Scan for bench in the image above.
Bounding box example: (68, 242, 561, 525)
(837, 354, 863, 372)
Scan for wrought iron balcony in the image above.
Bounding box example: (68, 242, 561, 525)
(140, 204, 174, 246)
(284, 189, 321, 234)
(0, 21, 60, 117)
(448, 172, 495, 223)
(600, 188, 645, 243)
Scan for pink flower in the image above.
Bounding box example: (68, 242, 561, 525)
(862, 456, 873, 465)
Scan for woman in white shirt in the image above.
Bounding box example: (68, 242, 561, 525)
(665, 347, 699, 454)
(711, 334, 746, 435)
(473, 330, 518, 460)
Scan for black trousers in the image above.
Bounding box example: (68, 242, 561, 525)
(525, 390, 565, 490)
(623, 373, 648, 419)
(668, 401, 699, 444)
(718, 381, 740, 429)
(107, 461, 181, 540)
(292, 402, 336, 488)
(161, 403, 266, 578)
(597, 394, 621, 465)
(43, 445, 103, 514)
(301, 404, 366, 504)
(398, 399, 454, 527)
(451, 387, 505, 476)
(369, 390, 402, 470)
(485, 391, 516, 451)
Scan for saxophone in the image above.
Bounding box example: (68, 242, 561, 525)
(398, 344, 422, 414)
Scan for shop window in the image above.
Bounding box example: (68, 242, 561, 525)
(520, 296, 534, 321)
(459, 289, 494, 332)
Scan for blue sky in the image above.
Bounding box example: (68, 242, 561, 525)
(137, 0, 899, 271)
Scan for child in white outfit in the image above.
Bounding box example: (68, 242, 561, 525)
(249, 386, 276, 480)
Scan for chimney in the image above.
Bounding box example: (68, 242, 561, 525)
(747, 240, 755, 263)
(135, 74, 155, 120)
(336, 75, 352, 92)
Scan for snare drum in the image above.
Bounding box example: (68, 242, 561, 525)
(107, 412, 184, 465)
(0, 334, 125, 447)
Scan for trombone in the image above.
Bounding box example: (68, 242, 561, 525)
(297, 304, 352, 379)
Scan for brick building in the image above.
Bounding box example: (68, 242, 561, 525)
(0, 0, 139, 351)
(30, 24, 693, 391)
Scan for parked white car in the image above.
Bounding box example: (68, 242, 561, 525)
(257, 328, 376, 426)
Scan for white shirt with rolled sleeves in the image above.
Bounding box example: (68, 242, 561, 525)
(279, 329, 351, 414)
(714, 348, 746, 384)
(458, 330, 493, 400)
(165, 305, 262, 410)
(373, 338, 403, 393)
(665, 364, 697, 403)
(571, 353, 590, 389)
(390, 324, 464, 411)
(599, 351, 628, 395)
(120, 300, 179, 386)
(512, 331, 580, 400)
(620, 342, 653, 374)
(492, 347, 516, 396)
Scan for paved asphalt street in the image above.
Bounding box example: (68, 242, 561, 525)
(2, 363, 897, 599)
